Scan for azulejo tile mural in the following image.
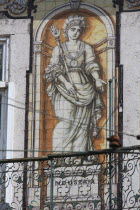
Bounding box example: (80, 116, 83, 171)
(38, 7, 114, 153)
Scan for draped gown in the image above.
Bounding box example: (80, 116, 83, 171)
(45, 40, 102, 152)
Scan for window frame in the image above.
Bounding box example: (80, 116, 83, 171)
(0, 37, 9, 159)
(0, 89, 8, 159)
(0, 37, 9, 83)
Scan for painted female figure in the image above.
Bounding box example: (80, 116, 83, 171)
(45, 15, 104, 152)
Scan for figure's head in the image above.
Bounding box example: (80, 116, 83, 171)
(63, 15, 85, 40)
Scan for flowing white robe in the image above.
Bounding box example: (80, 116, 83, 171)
(45, 41, 102, 152)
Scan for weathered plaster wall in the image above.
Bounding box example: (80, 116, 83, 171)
(0, 19, 30, 158)
(121, 12, 140, 146)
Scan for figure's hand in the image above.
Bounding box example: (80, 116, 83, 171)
(65, 81, 77, 96)
(96, 79, 106, 92)
(50, 25, 60, 39)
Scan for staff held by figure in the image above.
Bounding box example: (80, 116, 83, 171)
(51, 25, 79, 101)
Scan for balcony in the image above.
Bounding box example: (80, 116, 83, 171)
(0, 147, 140, 209)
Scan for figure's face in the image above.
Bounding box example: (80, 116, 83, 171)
(67, 25, 81, 40)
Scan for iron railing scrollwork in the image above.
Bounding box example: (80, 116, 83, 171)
(0, 149, 140, 209)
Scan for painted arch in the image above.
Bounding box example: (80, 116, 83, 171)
(33, 3, 115, 156)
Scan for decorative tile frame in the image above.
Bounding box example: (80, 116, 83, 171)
(33, 2, 115, 155)
(0, 0, 28, 15)
(126, 0, 140, 8)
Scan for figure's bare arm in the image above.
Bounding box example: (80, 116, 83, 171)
(91, 71, 99, 80)
(57, 74, 68, 85)
(58, 75, 77, 95)
(85, 44, 106, 91)
(91, 71, 105, 92)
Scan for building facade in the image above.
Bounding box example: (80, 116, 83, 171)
(0, 0, 140, 209)
(0, 0, 140, 158)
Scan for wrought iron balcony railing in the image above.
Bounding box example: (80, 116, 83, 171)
(0, 147, 140, 209)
